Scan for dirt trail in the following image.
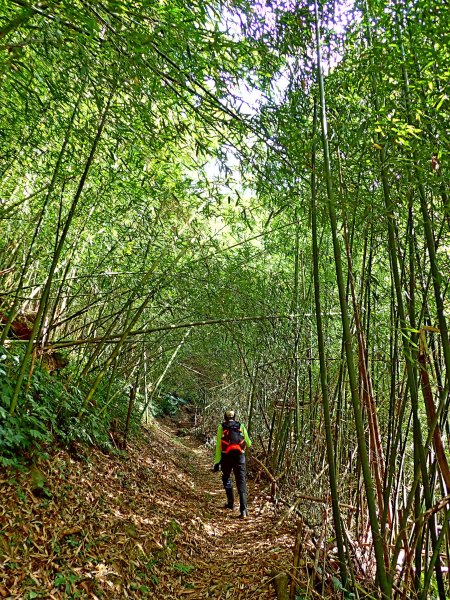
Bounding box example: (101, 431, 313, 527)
(148, 422, 294, 599)
(1, 420, 295, 599)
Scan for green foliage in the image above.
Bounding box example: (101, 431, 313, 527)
(173, 562, 195, 574)
(161, 519, 181, 555)
(155, 393, 187, 417)
(53, 571, 81, 597)
(0, 346, 144, 466)
(0, 349, 55, 466)
(1, 0, 450, 595)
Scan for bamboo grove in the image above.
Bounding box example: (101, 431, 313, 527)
(1, 0, 450, 597)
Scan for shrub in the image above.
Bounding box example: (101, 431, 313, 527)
(0, 346, 146, 466)
(155, 392, 187, 417)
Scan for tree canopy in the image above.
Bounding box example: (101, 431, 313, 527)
(1, 0, 450, 597)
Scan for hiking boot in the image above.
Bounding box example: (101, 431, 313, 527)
(239, 492, 248, 518)
(224, 487, 234, 509)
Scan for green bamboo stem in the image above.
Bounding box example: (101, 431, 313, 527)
(0, 84, 83, 346)
(394, 17, 448, 598)
(313, 2, 390, 595)
(8, 88, 114, 415)
(310, 95, 348, 590)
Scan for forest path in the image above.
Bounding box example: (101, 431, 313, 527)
(1, 417, 295, 600)
(144, 419, 294, 598)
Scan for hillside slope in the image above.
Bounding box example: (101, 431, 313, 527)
(1, 421, 295, 599)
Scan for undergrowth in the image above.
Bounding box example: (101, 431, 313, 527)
(0, 345, 146, 468)
(155, 392, 188, 417)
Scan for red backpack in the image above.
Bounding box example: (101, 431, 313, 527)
(221, 420, 245, 455)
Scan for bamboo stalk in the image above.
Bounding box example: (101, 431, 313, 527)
(8, 86, 114, 415)
(310, 96, 348, 589)
(313, 2, 389, 594)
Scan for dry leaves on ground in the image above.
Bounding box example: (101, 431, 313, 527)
(0, 422, 296, 599)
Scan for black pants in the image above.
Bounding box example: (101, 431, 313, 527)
(221, 452, 247, 494)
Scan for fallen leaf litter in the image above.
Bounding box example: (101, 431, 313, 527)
(0, 421, 294, 599)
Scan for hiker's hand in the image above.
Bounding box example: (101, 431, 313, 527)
(213, 463, 220, 472)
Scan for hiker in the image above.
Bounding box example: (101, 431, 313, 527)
(213, 409, 252, 518)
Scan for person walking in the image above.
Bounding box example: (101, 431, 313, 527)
(213, 409, 252, 518)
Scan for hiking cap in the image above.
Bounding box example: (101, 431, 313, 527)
(224, 409, 235, 420)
